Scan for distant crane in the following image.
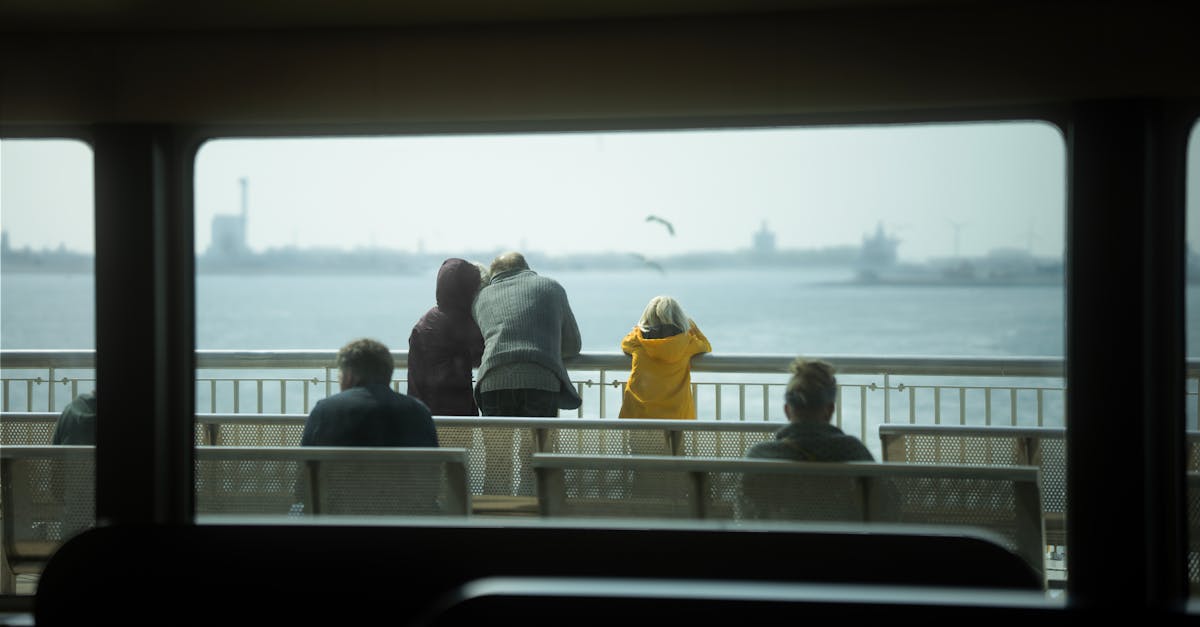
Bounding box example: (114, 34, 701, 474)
(947, 218, 968, 258)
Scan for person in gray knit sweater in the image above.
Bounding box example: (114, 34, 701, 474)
(472, 251, 582, 417)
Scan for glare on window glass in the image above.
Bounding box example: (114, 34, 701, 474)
(0, 138, 96, 597)
(189, 123, 1068, 591)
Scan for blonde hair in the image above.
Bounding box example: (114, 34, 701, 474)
(638, 296, 689, 333)
(473, 261, 492, 286)
(785, 358, 838, 413)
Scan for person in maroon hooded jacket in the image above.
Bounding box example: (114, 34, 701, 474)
(406, 258, 488, 415)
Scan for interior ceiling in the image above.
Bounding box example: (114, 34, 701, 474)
(0, 0, 986, 31)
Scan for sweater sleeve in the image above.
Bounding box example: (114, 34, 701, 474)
(559, 287, 582, 358)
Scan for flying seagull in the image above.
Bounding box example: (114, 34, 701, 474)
(645, 215, 675, 236)
(630, 252, 666, 275)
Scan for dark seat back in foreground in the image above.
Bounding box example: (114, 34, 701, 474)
(34, 519, 1045, 626)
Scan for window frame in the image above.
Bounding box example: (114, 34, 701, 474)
(3, 105, 1197, 619)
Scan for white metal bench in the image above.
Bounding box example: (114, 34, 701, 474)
(190, 414, 780, 499)
(432, 417, 779, 499)
(878, 424, 1067, 549)
(0, 445, 470, 592)
(193, 415, 779, 501)
(531, 453, 1046, 585)
(1, 411, 782, 516)
(0, 445, 94, 595)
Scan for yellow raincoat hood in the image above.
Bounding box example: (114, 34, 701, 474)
(618, 324, 712, 419)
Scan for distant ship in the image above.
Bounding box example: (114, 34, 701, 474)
(853, 223, 1064, 286)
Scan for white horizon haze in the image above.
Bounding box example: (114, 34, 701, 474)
(3, 121, 1199, 262)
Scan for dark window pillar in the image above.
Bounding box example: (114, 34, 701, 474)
(92, 125, 195, 525)
(1066, 100, 1188, 610)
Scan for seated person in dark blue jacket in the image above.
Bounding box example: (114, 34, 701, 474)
(747, 358, 873, 461)
(52, 390, 98, 445)
(301, 338, 438, 447)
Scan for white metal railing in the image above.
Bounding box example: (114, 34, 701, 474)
(3, 350, 1199, 439)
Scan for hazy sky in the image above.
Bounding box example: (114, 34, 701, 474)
(3, 121, 1199, 261)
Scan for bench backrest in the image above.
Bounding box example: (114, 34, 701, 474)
(434, 417, 779, 497)
(0, 445, 469, 592)
(0, 445, 95, 589)
(189, 415, 779, 497)
(532, 453, 1045, 582)
(878, 424, 1066, 513)
(194, 446, 470, 516)
(1, 413, 781, 500)
(0, 413, 59, 445)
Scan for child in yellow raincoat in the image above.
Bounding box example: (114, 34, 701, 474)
(618, 296, 712, 419)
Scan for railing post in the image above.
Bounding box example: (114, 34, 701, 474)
(48, 366, 56, 410)
(715, 385, 722, 421)
(883, 373, 891, 424)
(1037, 389, 1045, 427)
(934, 387, 942, 425)
(959, 388, 966, 425)
(599, 369, 607, 418)
(762, 384, 770, 421)
(985, 388, 993, 426)
(1010, 388, 1018, 426)
(858, 386, 866, 437)
(907, 385, 915, 424)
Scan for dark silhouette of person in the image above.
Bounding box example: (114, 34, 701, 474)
(301, 338, 438, 446)
(407, 258, 487, 416)
(747, 358, 873, 461)
(741, 358, 883, 522)
(52, 390, 97, 445)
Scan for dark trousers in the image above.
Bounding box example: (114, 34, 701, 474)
(478, 388, 559, 495)
(478, 388, 559, 418)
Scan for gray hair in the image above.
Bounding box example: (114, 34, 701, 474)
(489, 251, 529, 276)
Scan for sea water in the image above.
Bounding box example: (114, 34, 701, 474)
(3, 267, 1198, 439)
